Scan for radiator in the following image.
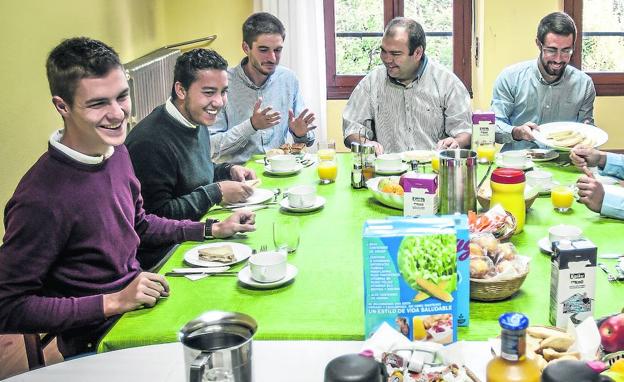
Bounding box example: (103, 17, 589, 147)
(125, 48, 181, 128)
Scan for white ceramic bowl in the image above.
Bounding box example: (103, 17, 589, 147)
(548, 224, 583, 244)
(375, 154, 403, 171)
(248, 251, 287, 283)
(501, 150, 529, 166)
(287, 185, 317, 208)
(268, 155, 297, 172)
(526, 170, 553, 187)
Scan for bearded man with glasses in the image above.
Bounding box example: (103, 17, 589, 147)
(491, 12, 596, 151)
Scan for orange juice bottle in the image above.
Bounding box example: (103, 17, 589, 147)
(412, 316, 427, 340)
(486, 313, 540, 382)
(318, 160, 338, 183)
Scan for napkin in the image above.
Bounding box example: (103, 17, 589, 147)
(568, 315, 601, 360)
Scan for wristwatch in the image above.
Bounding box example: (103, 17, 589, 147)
(204, 219, 220, 239)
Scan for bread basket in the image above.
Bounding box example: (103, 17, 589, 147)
(470, 266, 529, 301)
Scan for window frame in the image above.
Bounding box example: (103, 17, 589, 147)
(564, 0, 624, 96)
(323, 0, 472, 99)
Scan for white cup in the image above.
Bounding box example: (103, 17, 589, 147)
(375, 153, 402, 171)
(526, 170, 553, 187)
(249, 251, 287, 283)
(287, 185, 316, 208)
(501, 150, 529, 166)
(548, 224, 583, 244)
(268, 155, 297, 172)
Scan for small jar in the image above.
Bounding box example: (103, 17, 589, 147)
(361, 144, 376, 184)
(490, 168, 526, 233)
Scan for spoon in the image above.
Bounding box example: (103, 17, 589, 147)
(477, 161, 494, 191)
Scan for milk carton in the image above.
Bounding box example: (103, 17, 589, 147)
(363, 217, 461, 344)
(400, 172, 438, 217)
(471, 111, 496, 148)
(549, 239, 597, 329)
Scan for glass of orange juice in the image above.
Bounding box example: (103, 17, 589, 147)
(551, 185, 575, 212)
(317, 141, 336, 161)
(431, 152, 440, 172)
(317, 160, 338, 184)
(476, 142, 496, 164)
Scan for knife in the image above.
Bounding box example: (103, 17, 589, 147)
(165, 272, 238, 277)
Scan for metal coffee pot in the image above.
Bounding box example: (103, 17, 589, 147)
(179, 311, 257, 382)
(438, 149, 477, 214)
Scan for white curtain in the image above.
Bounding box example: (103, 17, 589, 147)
(253, 0, 328, 144)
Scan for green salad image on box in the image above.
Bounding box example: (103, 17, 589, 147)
(398, 234, 457, 302)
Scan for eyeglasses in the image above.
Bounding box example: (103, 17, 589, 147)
(540, 43, 574, 58)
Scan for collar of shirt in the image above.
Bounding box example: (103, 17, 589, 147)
(48, 129, 114, 165)
(235, 57, 275, 90)
(387, 54, 429, 88)
(165, 98, 198, 129)
(534, 58, 566, 86)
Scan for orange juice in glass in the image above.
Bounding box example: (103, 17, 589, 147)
(431, 153, 440, 172)
(476, 143, 496, 164)
(317, 141, 336, 161)
(551, 185, 575, 212)
(318, 160, 338, 184)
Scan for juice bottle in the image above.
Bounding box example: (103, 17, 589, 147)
(486, 312, 540, 382)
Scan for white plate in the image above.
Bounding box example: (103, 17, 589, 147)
(238, 264, 298, 289)
(401, 150, 434, 163)
(264, 163, 304, 176)
(279, 196, 326, 212)
(375, 163, 409, 175)
(527, 149, 559, 162)
(538, 237, 553, 254)
(225, 188, 275, 208)
(184, 242, 253, 267)
(495, 157, 535, 170)
(533, 122, 608, 152)
(365, 177, 403, 210)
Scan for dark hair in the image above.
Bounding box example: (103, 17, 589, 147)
(46, 37, 121, 106)
(242, 12, 286, 47)
(171, 49, 228, 100)
(384, 17, 426, 55)
(537, 12, 577, 44)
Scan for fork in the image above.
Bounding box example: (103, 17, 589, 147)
(260, 244, 268, 252)
(599, 263, 617, 282)
(272, 188, 281, 202)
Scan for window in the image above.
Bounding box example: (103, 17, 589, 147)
(324, 0, 472, 99)
(564, 0, 624, 96)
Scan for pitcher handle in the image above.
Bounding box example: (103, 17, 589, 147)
(190, 352, 212, 382)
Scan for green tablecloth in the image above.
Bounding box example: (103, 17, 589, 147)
(99, 153, 624, 352)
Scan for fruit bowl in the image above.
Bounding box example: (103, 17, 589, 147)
(366, 177, 403, 210)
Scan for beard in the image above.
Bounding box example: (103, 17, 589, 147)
(540, 53, 567, 76)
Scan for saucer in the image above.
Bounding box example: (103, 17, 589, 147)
(238, 264, 298, 289)
(538, 236, 553, 254)
(264, 163, 304, 176)
(527, 149, 559, 162)
(279, 196, 326, 212)
(375, 163, 409, 175)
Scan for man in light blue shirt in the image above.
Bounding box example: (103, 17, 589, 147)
(491, 12, 595, 151)
(209, 12, 316, 164)
(571, 146, 624, 219)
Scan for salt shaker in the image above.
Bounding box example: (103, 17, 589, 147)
(350, 142, 363, 189)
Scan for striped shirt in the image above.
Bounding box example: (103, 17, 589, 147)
(209, 59, 314, 164)
(491, 59, 595, 151)
(342, 57, 472, 153)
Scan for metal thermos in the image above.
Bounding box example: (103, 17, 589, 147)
(438, 149, 477, 214)
(179, 311, 257, 382)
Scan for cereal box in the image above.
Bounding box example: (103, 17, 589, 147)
(363, 217, 460, 343)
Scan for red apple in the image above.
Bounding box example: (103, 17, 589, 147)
(600, 313, 624, 353)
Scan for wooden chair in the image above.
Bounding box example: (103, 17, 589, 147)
(23, 333, 55, 370)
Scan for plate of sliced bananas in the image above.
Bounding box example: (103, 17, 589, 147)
(534, 122, 608, 152)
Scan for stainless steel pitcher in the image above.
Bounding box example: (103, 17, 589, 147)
(438, 149, 477, 214)
(179, 311, 257, 382)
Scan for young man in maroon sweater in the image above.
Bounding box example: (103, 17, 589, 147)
(0, 37, 256, 357)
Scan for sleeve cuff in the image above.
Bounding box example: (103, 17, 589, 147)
(202, 183, 223, 206)
(600, 189, 624, 219)
(601, 152, 624, 178)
